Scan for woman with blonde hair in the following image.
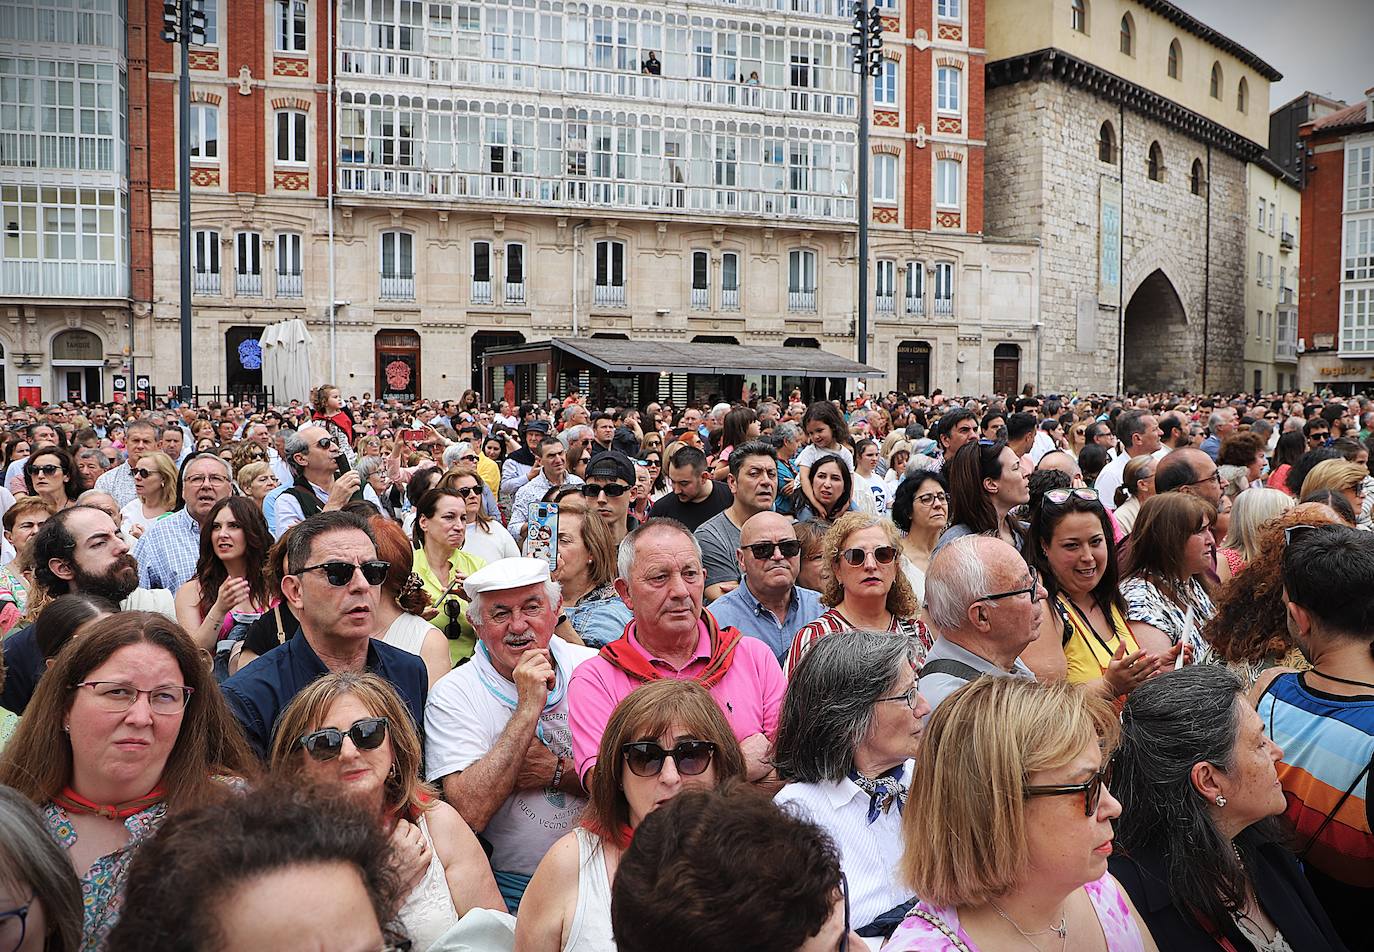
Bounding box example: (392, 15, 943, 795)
(1216, 486, 1294, 581)
(268, 672, 502, 948)
(552, 493, 631, 648)
(886, 677, 1158, 951)
(234, 459, 280, 506)
(1299, 459, 1369, 522)
(785, 511, 929, 675)
(119, 449, 178, 540)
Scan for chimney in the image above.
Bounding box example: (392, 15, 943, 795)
(1367, 86, 1374, 123)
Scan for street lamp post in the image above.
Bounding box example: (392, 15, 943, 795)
(160, 0, 205, 405)
(851, 4, 883, 368)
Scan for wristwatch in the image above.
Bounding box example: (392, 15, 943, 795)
(551, 755, 565, 789)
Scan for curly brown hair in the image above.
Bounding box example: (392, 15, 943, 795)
(1217, 432, 1266, 467)
(1203, 503, 1343, 666)
(820, 512, 920, 618)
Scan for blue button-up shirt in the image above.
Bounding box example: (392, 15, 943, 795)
(221, 631, 428, 760)
(707, 581, 825, 663)
(132, 507, 202, 593)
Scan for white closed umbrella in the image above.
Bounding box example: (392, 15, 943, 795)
(259, 322, 283, 405)
(280, 318, 315, 406)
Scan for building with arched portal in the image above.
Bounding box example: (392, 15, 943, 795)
(983, 0, 1280, 393)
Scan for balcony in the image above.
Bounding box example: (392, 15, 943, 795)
(471, 280, 493, 305)
(593, 284, 626, 307)
(1280, 287, 1295, 305)
(276, 272, 303, 298)
(906, 296, 925, 317)
(1280, 230, 1294, 251)
(1275, 336, 1298, 362)
(875, 293, 895, 315)
(235, 272, 263, 296)
(1, 260, 129, 299)
(788, 289, 817, 312)
(380, 274, 415, 301)
(505, 281, 526, 304)
(721, 287, 739, 311)
(933, 296, 954, 317)
(192, 270, 221, 296)
(690, 287, 709, 310)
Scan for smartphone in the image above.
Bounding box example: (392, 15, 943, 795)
(524, 502, 559, 573)
(400, 428, 429, 444)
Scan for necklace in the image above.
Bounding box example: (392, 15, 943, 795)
(990, 901, 1067, 950)
(1310, 668, 1374, 690)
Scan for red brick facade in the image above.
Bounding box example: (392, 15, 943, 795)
(1297, 138, 1345, 347)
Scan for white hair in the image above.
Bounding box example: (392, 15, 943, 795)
(617, 519, 701, 582)
(442, 442, 472, 467)
(923, 535, 990, 635)
(466, 579, 563, 627)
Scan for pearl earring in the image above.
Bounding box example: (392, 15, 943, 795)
(1214, 795, 1227, 807)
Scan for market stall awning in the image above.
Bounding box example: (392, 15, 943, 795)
(484, 337, 885, 379)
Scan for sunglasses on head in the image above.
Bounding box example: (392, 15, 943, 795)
(297, 560, 390, 586)
(840, 545, 898, 567)
(621, 740, 716, 778)
(580, 482, 629, 498)
(745, 539, 802, 560)
(1042, 487, 1100, 505)
(297, 716, 389, 761)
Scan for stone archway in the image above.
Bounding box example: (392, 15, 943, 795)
(1122, 269, 1190, 393)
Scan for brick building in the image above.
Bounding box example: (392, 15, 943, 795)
(1295, 88, 1374, 394)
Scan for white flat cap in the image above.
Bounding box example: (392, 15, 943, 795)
(463, 557, 551, 600)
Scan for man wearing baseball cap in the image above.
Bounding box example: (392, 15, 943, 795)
(423, 557, 598, 913)
(579, 449, 637, 545)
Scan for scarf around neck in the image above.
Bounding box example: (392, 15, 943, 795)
(599, 612, 742, 688)
(848, 764, 907, 824)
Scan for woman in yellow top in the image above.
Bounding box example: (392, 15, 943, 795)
(411, 486, 487, 664)
(1027, 485, 1181, 702)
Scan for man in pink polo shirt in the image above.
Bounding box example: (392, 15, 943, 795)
(568, 517, 785, 789)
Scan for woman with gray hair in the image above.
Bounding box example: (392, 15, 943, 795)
(772, 629, 929, 943)
(1110, 666, 1345, 951)
(0, 784, 83, 951)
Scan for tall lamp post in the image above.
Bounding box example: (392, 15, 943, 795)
(851, 4, 883, 368)
(160, 0, 205, 405)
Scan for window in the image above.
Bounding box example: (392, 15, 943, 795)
(1347, 219, 1374, 281)
(189, 104, 218, 160)
(275, 0, 307, 53)
(1343, 288, 1374, 353)
(275, 110, 307, 165)
(506, 242, 526, 303)
(1190, 158, 1204, 195)
(594, 239, 626, 305)
(192, 229, 220, 293)
(875, 259, 895, 312)
(873, 153, 897, 203)
(194, 0, 219, 46)
(690, 250, 709, 309)
(1098, 121, 1116, 164)
(936, 67, 960, 114)
(380, 230, 414, 300)
(1237, 77, 1248, 113)
(1256, 251, 1264, 285)
(471, 241, 492, 303)
(1209, 62, 1222, 99)
(905, 261, 925, 315)
(1119, 14, 1134, 55)
(1147, 142, 1163, 182)
(1347, 145, 1373, 212)
(1167, 39, 1180, 80)
(1266, 255, 1274, 287)
(936, 159, 959, 208)
(1268, 202, 1276, 234)
(1256, 198, 1266, 229)
(936, 0, 960, 20)
(235, 232, 262, 295)
(1070, 0, 1087, 34)
(933, 261, 954, 315)
(1255, 309, 1263, 342)
(276, 231, 302, 298)
(874, 60, 897, 107)
(721, 252, 739, 310)
(788, 248, 816, 311)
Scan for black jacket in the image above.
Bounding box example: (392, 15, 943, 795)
(1110, 839, 1348, 952)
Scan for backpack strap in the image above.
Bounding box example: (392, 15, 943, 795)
(918, 658, 985, 684)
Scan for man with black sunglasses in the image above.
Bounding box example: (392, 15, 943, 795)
(274, 424, 369, 538)
(581, 450, 638, 545)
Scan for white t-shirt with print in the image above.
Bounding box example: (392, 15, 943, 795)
(795, 443, 854, 472)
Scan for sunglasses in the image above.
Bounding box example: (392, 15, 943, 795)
(297, 560, 390, 586)
(131, 467, 158, 479)
(297, 716, 389, 761)
(745, 539, 802, 560)
(314, 438, 338, 450)
(27, 463, 62, 476)
(840, 545, 898, 566)
(1025, 766, 1112, 816)
(452, 486, 481, 498)
(621, 740, 716, 778)
(1043, 487, 1099, 505)
(580, 482, 629, 498)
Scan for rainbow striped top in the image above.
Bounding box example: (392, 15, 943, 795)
(1257, 673, 1374, 889)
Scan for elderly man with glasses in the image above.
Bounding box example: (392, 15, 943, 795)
(132, 452, 236, 592)
(273, 424, 369, 538)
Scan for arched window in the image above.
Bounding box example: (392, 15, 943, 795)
(1119, 13, 1134, 55)
(1190, 158, 1205, 196)
(1147, 142, 1164, 182)
(1098, 120, 1117, 164)
(1070, 0, 1088, 33)
(1209, 62, 1223, 99)
(1237, 77, 1249, 113)
(1167, 39, 1181, 80)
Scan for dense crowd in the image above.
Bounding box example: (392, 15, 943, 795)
(0, 382, 1370, 951)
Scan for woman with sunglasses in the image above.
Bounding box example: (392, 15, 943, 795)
(516, 679, 746, 952)
(786, 512, 929, 676)
(230, 440, 268, 477)
(1110, 667, 1344, 952)
(24, 447, 83, 513)
(174, 496, 274, 667)
(886, 677, 1159, 952)
(1120, 493, 1217, 657)
(939, 439, 1029, 555)
(774, 631, 930, 943)
(0, 612, 255, 950)
(444, 470, 519, 565)
(269, 672, 502, 948)
(641, 450, 667, 500)
(796, 454, 857, 524)
(551, 494, 632, 648)
(119, 450, 177, 541)
(891, 469, 948, 605)
(412, 487, 486, 664)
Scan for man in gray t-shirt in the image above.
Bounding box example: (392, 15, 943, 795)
(695, 441, 779, 603)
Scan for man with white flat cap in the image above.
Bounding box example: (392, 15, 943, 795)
(423, 556, 598, 914)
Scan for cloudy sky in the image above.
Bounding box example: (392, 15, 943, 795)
(1175, 0, 1373, 108)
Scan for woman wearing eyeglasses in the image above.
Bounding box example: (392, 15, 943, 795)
(412, 487, 486, 664)
(891, 470, 948, 605)
(1120, 493, 1217, 658)
(1110, 667, 1345, 952)
(785, 512, 929, 677)
(24, 447, 83, 513)
(773, 631, 929, 943)
(174, 496, 274, 668)
(0, 783, 83, 952)
(119, 450, 177, 541)
(516, 679, 746, 952)
(0, 612, 255, 950)
(886, 677, 1159, 952)
(269, 672, 502, 949)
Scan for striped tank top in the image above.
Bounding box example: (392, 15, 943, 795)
(1256, 672, 1374, 888)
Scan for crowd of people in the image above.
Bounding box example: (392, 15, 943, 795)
(0, 382, 1370, 951)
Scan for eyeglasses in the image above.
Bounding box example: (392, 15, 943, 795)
(978, 565, 1043, 603)
(314, 438, 338, 451)
(72, 680, 194, 715)
(459, 454, 479, 463)
(1042, 487, 1100, 505)
(621, 740, 717, 778)
(296, 560, 390, 586)
(840, 545, 898, 567)
(184, 473, 231, 487)
(580, 482, 629, 498)
(876, 681, 922, 710)
(837, 872, 851, 952)
(451, 486, 481, 498)
(131, 467, 157, 479)
(915, 491, 949, 507)
(744, 539, 802, 560)
(26, 463, 61, 476)
(0, 899, 31, 952)
(1025, 766, 1112, 817)
(297, 717, 389, 761)
(1185, 469, 1223, 488)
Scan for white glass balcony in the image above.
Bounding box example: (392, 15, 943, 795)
(934, 297, 954, 317)
(721, 287, 739, 311)
(876, 293, 895, 314)
(505, 281, 526, 304)
(905, 296, 925, 317)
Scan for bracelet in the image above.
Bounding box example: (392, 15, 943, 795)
(551, 755, 565, 789)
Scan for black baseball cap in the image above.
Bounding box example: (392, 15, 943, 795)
(584, 449, 635, 485)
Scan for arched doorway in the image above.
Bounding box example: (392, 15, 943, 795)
(376, 330, 422, 402)
(897, 340, 932, 396)
(51, 329, 104, 402)
(1122, 269, 1188, 392)
(226, 326, 264, 396)
(471, 330, 525, 396)
(993, 343, 1020, 396)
